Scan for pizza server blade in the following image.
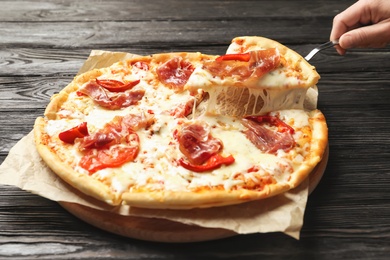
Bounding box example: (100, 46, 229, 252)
(305, 40, 339, 61)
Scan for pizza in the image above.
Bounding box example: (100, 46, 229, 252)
(33, 36, 328, 209)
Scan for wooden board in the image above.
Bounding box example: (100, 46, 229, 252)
(60, 146, 329, 243)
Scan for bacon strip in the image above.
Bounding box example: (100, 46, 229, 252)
(178, 122, 223, 165)
(167, 91, 206, 118)
(250, 48, 281, 78)
(79, 81, 145, 110)
(78, 114, 154, 151)
(242, 116, 295, 154)
(156, 56, 195, 91)
(168, 99, 195, 118)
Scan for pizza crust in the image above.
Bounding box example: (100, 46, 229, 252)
(121, 183, 290, 209)
(33, 42, 328, 210)
(287, 109, 328, 187)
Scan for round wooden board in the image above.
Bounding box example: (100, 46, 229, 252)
(60, 146, 329, 243)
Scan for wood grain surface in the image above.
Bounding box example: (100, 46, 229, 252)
(0, 0, 389, 259)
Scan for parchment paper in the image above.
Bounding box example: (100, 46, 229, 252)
(0, 50, 313, 240)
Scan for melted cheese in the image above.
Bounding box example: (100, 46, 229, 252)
(206, 85, 307, 116)
(97, 110, 308, 193)
(43, 58, 314, 195)
(186, 66, 314, 117)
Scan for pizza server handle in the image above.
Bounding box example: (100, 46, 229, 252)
(304, 39, 339, 61)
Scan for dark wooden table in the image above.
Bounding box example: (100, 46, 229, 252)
(1, 0, 389, 259)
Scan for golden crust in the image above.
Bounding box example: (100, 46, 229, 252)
(287, 109, 328, 188)
(121, 183, 290, 209)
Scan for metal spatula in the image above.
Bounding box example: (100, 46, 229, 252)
(305, 40, 339, 61)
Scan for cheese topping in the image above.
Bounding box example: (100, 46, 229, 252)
(41, 54, 315, 196)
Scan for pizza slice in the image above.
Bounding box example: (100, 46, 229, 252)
(185, 36, 320, 116)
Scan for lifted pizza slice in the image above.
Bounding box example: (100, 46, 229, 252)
(185, 36, 320, 116)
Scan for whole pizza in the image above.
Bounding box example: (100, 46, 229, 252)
(34, 36, 328, 209)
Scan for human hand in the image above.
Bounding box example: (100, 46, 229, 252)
(330, 0, 390, 55)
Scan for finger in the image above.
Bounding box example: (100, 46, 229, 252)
(330, 1, 369, 40)
(330, 1, 368, 55)
(339, 21, 390, 49)
(334, 45, 346, 56)
(330, 18, 347, 55)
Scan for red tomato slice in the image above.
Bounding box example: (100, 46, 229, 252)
(99, 146, 139, 167)
(79, 145, 139, 174)
(79, 131, 140, 174)
(216, 53, 251, 62)
(96, 79, 140, 92)
(179, 154, 235, 173)
(58, 122, 89, 144)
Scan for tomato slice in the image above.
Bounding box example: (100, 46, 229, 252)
(99, 146, 138, 167)
(79, 145, 139, 174)
(96, 79, 140, 92)
(78, 130, 140, 174)
(58, 122, 89, 144)
(216, 53, 251, 62)
(178, 154, 235, 172)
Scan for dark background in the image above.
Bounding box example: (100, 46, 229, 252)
(0, 1, 389, 259)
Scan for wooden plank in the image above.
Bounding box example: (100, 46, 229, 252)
(1, 1, 389, 258)
(2, 46, 390, 77)
(2, 69, 390, 105)
(0, 18, 335, 49)
(0, 187, 388, 259)
(0, 0, 355, 22)
(0, 185, 388, 257)
(0, 76, 75, 108)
